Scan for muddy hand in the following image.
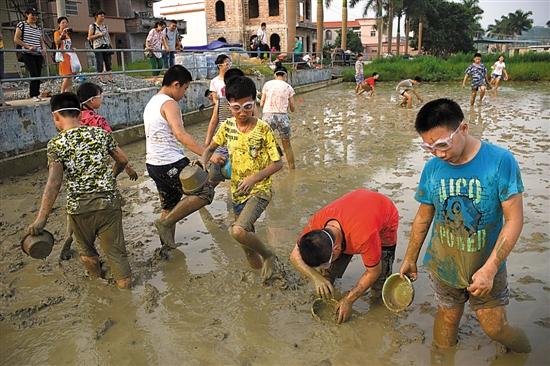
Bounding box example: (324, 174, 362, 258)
(399, 258, 417, 282)
(336, 298, 352, 324)
(125, 166, 138, 181)
(236, 176, 257, 195)
(209, 153, 225, 165)
(27, 217, 46, 236)
(261, 255, 275, 281)
(313, 275, 334, 300)
(467, 266, 496, 297)
(59, 236, 73, 261)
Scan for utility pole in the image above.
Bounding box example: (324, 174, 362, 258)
(56, 0, 66, 17)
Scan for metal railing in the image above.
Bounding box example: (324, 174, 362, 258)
(0, 47, 329, 104)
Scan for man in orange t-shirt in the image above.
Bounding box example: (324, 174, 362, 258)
(290, 189, 398, 323)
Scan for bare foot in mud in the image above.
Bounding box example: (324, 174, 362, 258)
(154, 219, 177, 249)
(116, 277, 132, 289)
(244, 248, 263, 270)
(261, 255, 276, 281)
(80, 256, 102, 278)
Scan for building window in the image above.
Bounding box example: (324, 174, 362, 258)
(268, 0, 279, 16)
(370, 30, 376, 37)
(66, 1, 78, 16)
(88, 0, 100, 17)
(305, 0, 311, 20)
(215, 1, 225, 21)
(325, 30, 332, 40)
(249, 0, 259, 19)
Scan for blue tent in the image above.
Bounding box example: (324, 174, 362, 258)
(184, 40, 242, 51)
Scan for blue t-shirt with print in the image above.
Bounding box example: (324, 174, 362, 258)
(464, 63, 487, 87)
(415, 141, 523, 289)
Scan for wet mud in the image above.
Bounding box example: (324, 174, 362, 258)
(1, 82, 549, 365)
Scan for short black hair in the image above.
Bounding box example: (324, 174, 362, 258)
(357, 52, 363, 57)
(93, 10, 105, 17)
(225, 76, 256, 101)
(414, 76, 423, 82)
(298, 230, 333, 267)
(473, 52, 482, 58)
(77, 82, 103, 105)
(217, 37, 227, 43)
(51, 92, 81, 118)
(204, 89, 212, 97)
(215, 54, 230, 66)
(25, 7, 39, 15)
(168, 19, 177, 24)
(224, 67, 244, 85)
(415, 98, 464, 133)
(154, 20, 165, 28)
(274, 65, 288, 76)
(372, 72, 379, 76)
(162, 65, 193, 86)
(57, 16, 68, 24)
(261, 22, 266, 27)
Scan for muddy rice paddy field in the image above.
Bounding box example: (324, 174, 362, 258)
(0, 82, 549, 365)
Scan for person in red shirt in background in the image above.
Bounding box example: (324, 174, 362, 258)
(358, 72, 380, 97)
(290, 189, 398, 323)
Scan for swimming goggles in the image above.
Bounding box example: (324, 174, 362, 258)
(52, 107, 81, 114)
(228, 100, 255, 113)
(318, 230, 335, 270)
(81, 94, 103, 106)
(420, 122, 463, 152)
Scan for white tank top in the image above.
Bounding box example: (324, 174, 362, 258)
(144, 93, 186, 165)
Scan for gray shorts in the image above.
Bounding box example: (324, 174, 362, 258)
(232, 195, 270, 232)
(263, 113, 291, 139)
(429, 268, 509, 311)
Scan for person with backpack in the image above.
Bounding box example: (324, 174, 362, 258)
(87, 10, 114, 85)
(162, 20, 181, 69)
(13, 7, 47, 102)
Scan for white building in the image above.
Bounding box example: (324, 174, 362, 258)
(153, 0, 208, 46)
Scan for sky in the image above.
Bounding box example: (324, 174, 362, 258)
(314, 0, 550, 29)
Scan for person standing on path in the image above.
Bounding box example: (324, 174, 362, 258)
(54, 17, 75, 93)
(163, 20, 181, 69)
(399, 98, 531, 353)
(146, 21, 169, 77)
(13, 7, 47, 101)
(290, 189, 399, 324)
(27, 92, 132, 289)
(463, 52, 490, 106)
(145, 65, 224, 251)
(260, 64, 296, 169)
(256, 22, 268, 58)
(88, 10, 114, 85)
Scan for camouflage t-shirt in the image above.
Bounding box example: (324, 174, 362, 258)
(213, 118, 281, 204)
(47, 126, 119, 214)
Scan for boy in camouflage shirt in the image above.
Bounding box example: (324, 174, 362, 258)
(27, 93, 132, 289)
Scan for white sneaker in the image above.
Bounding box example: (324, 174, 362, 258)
(32, 96, 42, 102)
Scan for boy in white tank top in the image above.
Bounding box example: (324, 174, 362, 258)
(144, 65, 224, 251)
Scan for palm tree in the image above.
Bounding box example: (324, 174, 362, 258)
(316, 0, 327, 54)
(463, 0, 484, 36)
(385, 1, 394, 54)
(507, 9, 533, 35)
(288, 0, 297, 53)
(403, 0, 427, 54)
(349, 0, 384, 57)
(395, 2, 404, 55)
(341, 0, 348, 49)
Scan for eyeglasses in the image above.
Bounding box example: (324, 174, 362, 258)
(318, 230, 335, 270)
(228, 100, 255, 113)
(420, 123, 463, 152)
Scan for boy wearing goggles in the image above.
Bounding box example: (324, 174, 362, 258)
(290, 189, 399, 324)
(400, 98, 530, 352)
(201, 76, 283, 281)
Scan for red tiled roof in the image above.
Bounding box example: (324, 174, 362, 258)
(319, 21, 361, 28)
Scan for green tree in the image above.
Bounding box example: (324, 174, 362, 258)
(488, 10, 533, 36)
(409, 0, 476, 56)
(334, 29, 363, 53)
(463, 0, 484, 35)
(349, 0, 385, 57)
(403, 0, 429, 54)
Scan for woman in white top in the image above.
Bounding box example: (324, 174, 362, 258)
(490, 55, 509, 93)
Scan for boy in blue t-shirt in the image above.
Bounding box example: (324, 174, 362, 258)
(463, 52, 490, 106)
(399, 98, 530, 353)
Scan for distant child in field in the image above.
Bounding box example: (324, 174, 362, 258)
(354, 53, 364, 94)
(201, 76, 283, 281)
(490, 55, 509, 94)
(358, 72, 379, 97)
(260, 64, 296, 169)
(28, 93, 132, 289)
(396, 77, 423, 108)
(463, 52, 490, 106)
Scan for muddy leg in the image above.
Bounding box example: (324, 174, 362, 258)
(470, 90, 477, 106)
(60, 216, 74, 260)
(479, 86, 486, 103)
(230, 225, 274, 280)
(476, 306, 531, 353)
(433, 304, 464, 348)
(80, 255, 102, 278)
(430, 344, 457, 366)
(281, 138, 295, 170)
(156, 195, 209, 249)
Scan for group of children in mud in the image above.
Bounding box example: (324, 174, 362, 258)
(27, 51, 530, 354)
(354, 52, 509, 107)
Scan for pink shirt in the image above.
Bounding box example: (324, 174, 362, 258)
(80, 109, 112, 133)
(261, 79, 295, 114)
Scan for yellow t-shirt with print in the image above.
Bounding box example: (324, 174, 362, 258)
(213, 117, 281, 204)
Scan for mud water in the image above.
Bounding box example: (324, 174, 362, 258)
(1, 82, 549, 365)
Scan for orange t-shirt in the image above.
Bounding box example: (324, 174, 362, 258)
(54, 30, 73, 76)
(300, 189, 398, 267)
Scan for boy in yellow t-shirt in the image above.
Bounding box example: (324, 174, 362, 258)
(202, 76, 283, 280)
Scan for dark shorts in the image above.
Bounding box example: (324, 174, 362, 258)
(471, 81, 486, 91)
(429, 268, 509, 311)
(147, 158, 216, 210)
(263, 113, 291, 139)
(232, 195, 270, 232)
(323, 246, 396, 294)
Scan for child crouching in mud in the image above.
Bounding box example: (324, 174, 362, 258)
(27, 92, 132, 289)
(201, 76, 283, 280)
